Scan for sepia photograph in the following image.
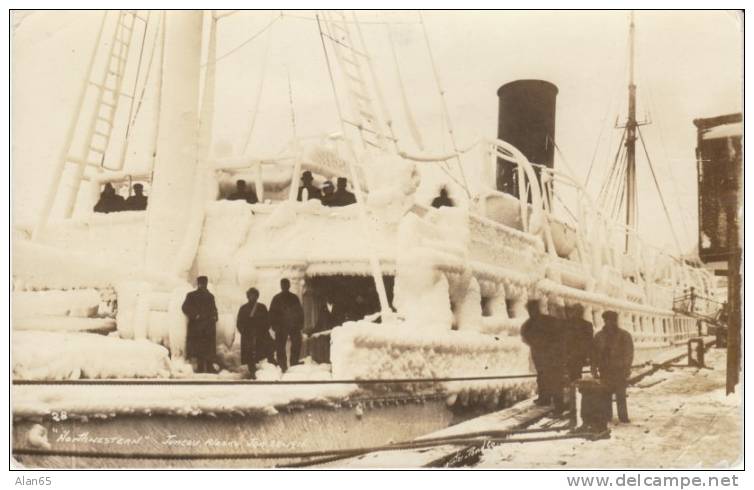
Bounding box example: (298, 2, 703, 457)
(8, 7, 744, 473)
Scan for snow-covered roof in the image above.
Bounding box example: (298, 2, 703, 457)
(702, 122, 742, 140)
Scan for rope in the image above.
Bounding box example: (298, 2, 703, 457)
(637, 126, 683, 255)
(282, 12, 421, 26)
(596, 128, 626, 206)
(128, 14, 161, 131)
(12, 362, 659, 386)
(419, 11, 471, 198)
(286, 67, 297, 141)
(241, 23, 272, 154)
(584, 36, 629, 187)
(316, 13, 348, 137)
(202, 14, 281, 67)
(12, 373, 539, 386)
(644, 82, 693, 247)
(386, 21, 424, 150)
(122, 12, 151, 141)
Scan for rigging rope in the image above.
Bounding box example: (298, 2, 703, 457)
(242, 25, 273, 154)
(286, 67, 298, 140)
(122, 12, 151, 142)
(585, 35, 630, 187)
(637, 126, 683, 255)
(202, 14, 281, 67)
(386, 22, 424, 150)
(596, 129, 626, 206)
(419, 11, 471, 198)
(282, 12, 422, 25)
(644, 81, 693, 247)
(128, 14, 161, 131)
(316, 13, 348, 137)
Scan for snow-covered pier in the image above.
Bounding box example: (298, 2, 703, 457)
(319, 342, 739, 468)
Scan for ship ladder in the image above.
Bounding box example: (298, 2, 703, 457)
(33, 11, 146, 239)
(321, 11, 390, 152)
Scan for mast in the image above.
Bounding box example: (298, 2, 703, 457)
(624, 11, 638, 253)
(144, 10, 204, 271)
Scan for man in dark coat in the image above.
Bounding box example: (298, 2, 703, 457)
(125, 183, 148, 211)
(593, 310, 634, 423)
(297, 171, 322, 202)
(320, 181, 335, 207)
(269, 278, 305, 372)
(228, 180, 258, 204)
(236, 288, 274, 379)
(93, 183, 126, 213)
(431, 187, 454, 208)
(331, 177, 356, 206)
(181, 276, 219, 373)
(521, 299, 566, 411)
(565, 303, 594, 382)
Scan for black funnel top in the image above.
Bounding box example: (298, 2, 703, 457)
(496, 79, 558, 196)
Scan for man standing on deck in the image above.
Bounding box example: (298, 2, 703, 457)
(320, 181, 335, 207)
(125, 183, 148, 211)
(297, 171, 322, 202)
(93, 183, 126, 213)
(269, 278, 305, 372)
(592, 310, 634, 423)
(181, 276, 219, 374)
(565, 303, 594, 382)
(521, 299, 566, 411)
(228, 180, 258, 204)
(431, 186, 454, 208)
(236, 288, 274, 379)
(331, 177, 356, 206)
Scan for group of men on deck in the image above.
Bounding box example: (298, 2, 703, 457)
(224, 171, 357, 207)
(93, 182, 148, 213)
(297, 171, 356, 207)
(521, 300, 634, 433)
(181, 276, 305, 378)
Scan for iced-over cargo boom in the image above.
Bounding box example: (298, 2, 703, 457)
(12, 11, 716, 459)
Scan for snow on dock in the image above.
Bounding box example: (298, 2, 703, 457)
(322, 343, 736, 468)
(475, 348, 741, 468)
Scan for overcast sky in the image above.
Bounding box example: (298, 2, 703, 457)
(12, 10, 742, 251)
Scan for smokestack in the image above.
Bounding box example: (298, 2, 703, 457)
(495, 80, 558, 197)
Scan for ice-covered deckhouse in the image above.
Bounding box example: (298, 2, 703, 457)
(13, 11, 715, 394)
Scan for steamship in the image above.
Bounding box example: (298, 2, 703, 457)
(11, 11, 717, 467)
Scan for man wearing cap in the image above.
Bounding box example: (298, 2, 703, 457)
(269, 278, 305, 372)
(181, 276, 219, 374)
(592, 310, 634, 423)
(297, 171, 322, 202)
(125, 183, 148, 211)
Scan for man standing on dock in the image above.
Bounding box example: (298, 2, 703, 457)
(592, 310, 634, 423)
(565, 303, 594, 382)
(521, 299, 566, 412)
(269, 278, 305, 372)
(181, 276, 219, 374)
